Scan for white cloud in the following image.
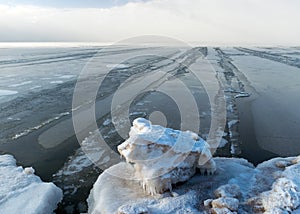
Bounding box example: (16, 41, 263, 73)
(0, 0, 299, 45)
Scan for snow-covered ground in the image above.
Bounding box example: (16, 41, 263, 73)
(0, 154, 62, 213)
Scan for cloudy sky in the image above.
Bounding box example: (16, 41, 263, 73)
(0, 0, 299, 45)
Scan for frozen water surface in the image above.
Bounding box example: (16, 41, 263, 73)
(0, 45, 300, 213)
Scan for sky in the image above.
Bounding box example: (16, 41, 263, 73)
(0, 0, 139, 8)
(0, 0, 299, 45)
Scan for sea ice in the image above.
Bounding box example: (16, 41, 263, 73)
(0, 154, 63, 214)
(118, 118, 216, 195)
(88, 119, 300, 213)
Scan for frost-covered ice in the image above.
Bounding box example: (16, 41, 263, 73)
(88, 120, 300, 213)
(118, 118, 216, 195)
(247, 156, 300, 213)
(0, 154, 62, 213)
(88, 156, 300, 213)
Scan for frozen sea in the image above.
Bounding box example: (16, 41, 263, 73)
(0, 44, 300, 213)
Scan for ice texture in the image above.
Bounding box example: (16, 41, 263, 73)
(0, 90, 18, 96)
(0, 154, 63, 213)
(87, 119, 300, 213)
(118, 118, 216, 195)
(248, 156, 300, 213)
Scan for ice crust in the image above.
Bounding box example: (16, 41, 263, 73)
(0, 154, 63, 214)
(118, 118, 216, 195)
(88, 119, 300, 213)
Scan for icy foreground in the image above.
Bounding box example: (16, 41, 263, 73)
(118, 118, 216, 195)
(88, 119, 300, 213)
(0, 155, 63, 213)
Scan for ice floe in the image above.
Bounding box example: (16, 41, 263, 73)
(118, 118, 216, 195)
(0, 155, 62, 214)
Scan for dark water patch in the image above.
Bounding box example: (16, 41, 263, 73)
(237, 98, 278, 165)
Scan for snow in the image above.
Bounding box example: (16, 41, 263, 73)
(87, 162, 202, 214)
(127, 118, 210, 153)
(87, 158, 253, 214)
(211, 197, 239, 211)
(0, 154, 62, 214)
(88, 120, 300, 213)
(251, 157, 300, 213)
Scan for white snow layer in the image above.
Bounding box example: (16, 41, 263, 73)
(88, 119, 300, 214)
(0, 154, 63, 214)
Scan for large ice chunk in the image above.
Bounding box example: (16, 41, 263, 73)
(0, 154, 63, 214)
(117, 118, 216, 195)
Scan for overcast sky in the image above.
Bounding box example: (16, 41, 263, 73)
(0, 0, 299, 45)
